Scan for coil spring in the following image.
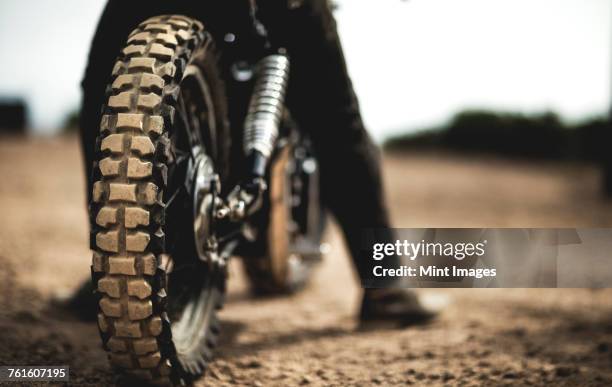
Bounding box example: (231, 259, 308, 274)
(243, 54, 290, 158)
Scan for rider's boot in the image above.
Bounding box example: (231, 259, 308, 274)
(353, 229, 442, 326)
(359, 288, 439, 326)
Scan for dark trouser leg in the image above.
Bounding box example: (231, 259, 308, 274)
(258, 1, 397, 284)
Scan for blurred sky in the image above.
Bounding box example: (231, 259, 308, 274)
(0, 0, 609, 141)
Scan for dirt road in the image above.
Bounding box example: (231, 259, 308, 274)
(1, 136, 611, 386)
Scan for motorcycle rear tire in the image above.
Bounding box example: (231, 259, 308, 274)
(89, 15, 229, 386)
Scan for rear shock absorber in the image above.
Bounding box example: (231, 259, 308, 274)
(225, 53, 290, 220)
(243, 53, 290, 168)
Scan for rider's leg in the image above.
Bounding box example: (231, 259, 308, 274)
(258, 0, 392, 280)
(258, 0, 437, 322)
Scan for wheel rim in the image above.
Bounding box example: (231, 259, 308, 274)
(163, 60, 223, 370)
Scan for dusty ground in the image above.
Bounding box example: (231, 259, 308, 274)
(1, 136, 612, 386)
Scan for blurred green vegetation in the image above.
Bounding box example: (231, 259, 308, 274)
(383, 110, 610, 162)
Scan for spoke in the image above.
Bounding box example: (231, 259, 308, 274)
(174, 148, 190, 165)
(165, 185, 184, 211)
(176, 92, 197, 159)
(190, 103, 202, 145)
